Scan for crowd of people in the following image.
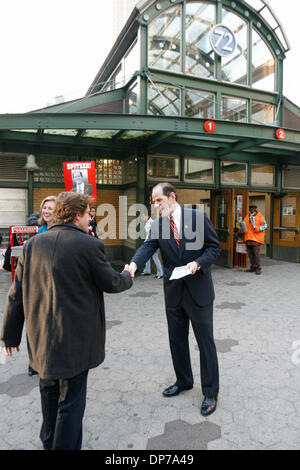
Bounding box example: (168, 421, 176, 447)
(0, 183, 268, 450)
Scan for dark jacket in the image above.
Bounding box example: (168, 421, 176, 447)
(1, 222, 132, 379)
(132, 208, 220, 308)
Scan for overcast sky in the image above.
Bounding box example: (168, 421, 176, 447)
(0, 0, 299, 114)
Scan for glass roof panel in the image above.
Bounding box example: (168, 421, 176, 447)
(259, 8, 277, 29)
(82, 130, 120, 139)
(242, 0, 290, 51)
(244, 0, 265, 10)
(121, 130, 157, 140)
(43, 129, 78, 136)
(11, 129, 38, 133)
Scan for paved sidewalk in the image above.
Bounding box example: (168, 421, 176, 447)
(0, 257, 299, 450)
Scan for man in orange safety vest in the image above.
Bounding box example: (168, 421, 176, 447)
(243, 204, 267, 275)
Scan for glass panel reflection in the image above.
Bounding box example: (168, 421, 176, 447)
(251, 101, 275, 125)
(280, 196, 297, 241)
(221, 161, 247, 185)
(221, 95, 248, 122)
(96, 159, 123, 185)
(251, 163, 275, 186)
(82, 130, 120, 139)
(185, 1, 215, 78)
(184, 158, 214, 183)
(221, 8, 248, 85)
(148, 5, 181, 72)
(123, 158, 137, 184)
(252, 28, 275, 91)
(147, 155, 179, 179)
(148, 83, 180, 116)
(123, 82, 138, 114)
(185, 88, 215, 119)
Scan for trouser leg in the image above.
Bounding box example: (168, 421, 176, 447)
(253, 245, 261, 269)
(190, 308, 219, 398)
(143, 259, 151, 274)
(152, 250, 163, 276)
(182, 287, 219, 398)
(39, 379, 60, 450)
(246, 245, 257, 268)
(39, 370, 89, 450)
(165, 306, 193, 388)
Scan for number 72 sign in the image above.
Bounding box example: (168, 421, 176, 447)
(210, 24, 236, 57)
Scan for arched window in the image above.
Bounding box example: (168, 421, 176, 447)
(147, 1, 277, 94)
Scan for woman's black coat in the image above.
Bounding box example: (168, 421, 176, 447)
(1, 223, 132, 379)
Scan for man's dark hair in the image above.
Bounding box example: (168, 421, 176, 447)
(152, 182, 177, 201)
(52, 192, 91, 224)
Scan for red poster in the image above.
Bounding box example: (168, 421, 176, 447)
(63, 161, 97, 201)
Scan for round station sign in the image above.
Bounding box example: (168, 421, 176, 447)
(275, 128, 286, 140)
(210, 24, 237, 57)
(204, 120, 216, 133)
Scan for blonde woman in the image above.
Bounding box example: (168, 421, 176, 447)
(38, 196, 57, 233)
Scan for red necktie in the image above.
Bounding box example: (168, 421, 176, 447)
(170, 214, 180, 248)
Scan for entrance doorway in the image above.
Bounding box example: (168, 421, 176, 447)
(211, 189, 272, 267)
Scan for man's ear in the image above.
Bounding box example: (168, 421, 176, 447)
(73, 213, 80, 224)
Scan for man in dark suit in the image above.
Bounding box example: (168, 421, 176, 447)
(1, 192, 132, 450)
(72, 170, 93, 195)
(128, 183, 221, 416)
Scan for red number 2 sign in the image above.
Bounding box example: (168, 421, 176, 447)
(275, 128, 286, 140)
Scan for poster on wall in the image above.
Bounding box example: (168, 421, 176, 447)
(63, 161, 97, 201)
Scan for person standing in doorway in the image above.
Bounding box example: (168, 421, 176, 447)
(243, 204, 267, 275)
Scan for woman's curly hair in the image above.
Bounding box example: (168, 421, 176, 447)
(52, 192, 91, 224)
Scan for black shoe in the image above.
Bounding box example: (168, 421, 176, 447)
(201, 397, 217, 416)
(141, 272, 150, 276)
(163, 384, 193, 397)
(28, 366, 38, 376)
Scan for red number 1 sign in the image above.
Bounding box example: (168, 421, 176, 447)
(204, 120, 216, 133)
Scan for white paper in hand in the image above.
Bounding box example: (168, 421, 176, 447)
(169, 266, 192, 280)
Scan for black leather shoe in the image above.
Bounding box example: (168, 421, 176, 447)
(201, 397, 217, 416)
(163, 384, 193, 397)
(28, 366, 38, 376)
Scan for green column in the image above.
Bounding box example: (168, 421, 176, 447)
(136, 153, 147, 249)
(28, 171, 34, 217)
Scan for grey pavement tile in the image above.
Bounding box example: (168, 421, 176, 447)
(147, 420, 221, 450)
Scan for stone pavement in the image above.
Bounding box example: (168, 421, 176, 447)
(0, 257, 299, 451)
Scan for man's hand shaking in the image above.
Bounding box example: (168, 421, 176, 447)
(123, 262, 137, 279)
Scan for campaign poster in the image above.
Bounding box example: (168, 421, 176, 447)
(63, 161, 97, 201)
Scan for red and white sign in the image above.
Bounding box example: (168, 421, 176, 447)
(63, 161, 97, 201)
(11, 226, 39, 234)
(275, 128, 286, 140)
(204, 120, 216, 133)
